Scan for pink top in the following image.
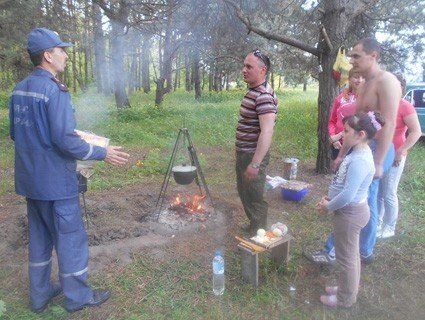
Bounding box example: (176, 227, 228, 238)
(328, 91, 357, 138)
(394, 99, 417, 155)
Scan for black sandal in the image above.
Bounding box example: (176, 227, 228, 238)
(303, 249, 336, 266)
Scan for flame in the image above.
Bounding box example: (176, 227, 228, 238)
(173, 195, 181, 205)
(171, 193, 206, 214)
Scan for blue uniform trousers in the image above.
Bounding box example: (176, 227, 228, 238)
(27, 197, 93, 308)
(324, 142, 395, 258)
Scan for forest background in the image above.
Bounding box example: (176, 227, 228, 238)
(1, 0, 425, 172)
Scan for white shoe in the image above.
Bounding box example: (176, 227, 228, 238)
(376, 225, 383, 238)
(320, 294, 338, 307)
(380, 226, 395, 239)
(325, 286, 338, 295)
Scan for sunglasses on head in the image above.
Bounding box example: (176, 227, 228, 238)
(252, 49, 269, 70)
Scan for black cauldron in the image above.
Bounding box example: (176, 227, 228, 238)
(172, 165, 197, 185)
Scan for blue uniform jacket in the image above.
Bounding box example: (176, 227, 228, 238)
(9, 68, 107, 200)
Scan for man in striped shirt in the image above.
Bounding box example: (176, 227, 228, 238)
(236, 50, 278, 235)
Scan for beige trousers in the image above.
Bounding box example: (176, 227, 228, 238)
(334, 201, 370, 307)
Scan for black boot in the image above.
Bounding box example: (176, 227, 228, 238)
(65, 289, 111, 313)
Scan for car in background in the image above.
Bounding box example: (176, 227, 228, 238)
(404, 82, 425, 136)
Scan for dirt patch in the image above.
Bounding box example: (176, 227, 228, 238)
(0, 154, 423, 319)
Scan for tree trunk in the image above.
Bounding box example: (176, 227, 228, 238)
(78, 51, 83, 88)
(163, 18, 174, 94)
(225, 73, 229, 91)
(136, 46, 141, 91)
(84, 0, 90, 88)
(128, 51, 137, 95)
(64, 67, 68, 87)
(201, 66, 206, 91)
(84, 49, 89, 90)
(316, 53, 335, 173)
(93, 3, 109, 94)
(193, 49, 201, 100)
(185, 51, 192, 91)
(155, 78, 166, 106)
(270, 71, 274, 89)
(208, 69, 213, 91)
(111, 19, 130, 109)
(72, 46, 77, 93)
(213, 64, 220, 91)
(174, 52, 180, 91)
(128, 31, 140, 95)
(141, 34, 151, 93)
(315, 0, 349, 173)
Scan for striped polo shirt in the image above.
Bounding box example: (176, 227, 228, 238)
(235, 82, 278, 152)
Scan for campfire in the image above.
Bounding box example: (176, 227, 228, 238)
(169, 193, 207, 215)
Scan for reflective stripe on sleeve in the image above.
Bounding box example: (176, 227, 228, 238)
(60, 267, 88, 278)
(29, 258, 52, 267)
(13, 90, 50, 102)
(82, 144, 93, 160)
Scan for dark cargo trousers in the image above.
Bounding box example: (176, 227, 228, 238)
(236, 151, 270, 230)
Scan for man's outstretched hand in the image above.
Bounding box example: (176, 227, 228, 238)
(104, 146, 130, 165)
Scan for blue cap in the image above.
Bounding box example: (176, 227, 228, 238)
(27, 28, 73, 54)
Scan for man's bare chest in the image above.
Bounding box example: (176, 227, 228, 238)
(358, 82, 379, 112)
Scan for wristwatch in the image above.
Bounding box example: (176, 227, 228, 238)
(250, 162, 260, 169)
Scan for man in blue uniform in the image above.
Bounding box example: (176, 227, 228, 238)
(9, 28, 130, 313)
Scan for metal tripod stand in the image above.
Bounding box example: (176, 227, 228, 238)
(155, 128, 215, 218)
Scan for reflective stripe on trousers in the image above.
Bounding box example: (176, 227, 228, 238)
(27, 197, 93, 306)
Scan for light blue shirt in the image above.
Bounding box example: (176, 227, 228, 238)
(327, 147, 375, 212)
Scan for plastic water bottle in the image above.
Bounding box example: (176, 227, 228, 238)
(212, 250, 225, 295)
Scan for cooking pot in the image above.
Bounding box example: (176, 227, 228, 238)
(172, 165, 197, 185)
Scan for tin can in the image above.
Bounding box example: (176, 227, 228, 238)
(289, 162, 297, 180)
(283, 158, 299, 180)
(283, 158, 292, 180)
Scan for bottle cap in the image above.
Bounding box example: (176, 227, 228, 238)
(215, 250, 222, 256)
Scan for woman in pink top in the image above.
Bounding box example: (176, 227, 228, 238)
(328, 69, 363, 159)
(377, 73, 422, 239)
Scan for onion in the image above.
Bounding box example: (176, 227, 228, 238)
(256, 236, 265, 244)
(273, 228, 283, 237)
(257, 228, 266, 237)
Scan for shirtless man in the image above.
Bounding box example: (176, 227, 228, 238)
(336, 38, 401, 177)
(305, 38, 400, 265)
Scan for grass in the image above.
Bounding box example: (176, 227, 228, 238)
(0, 87, 318, 194)
(394, 142, 425, 245)
(0, 253, 323, 320)
(0, 88, 424, 319)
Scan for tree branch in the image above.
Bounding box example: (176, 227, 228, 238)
(0, 0, 13, 6)
(351, 0, 381, 18)
(223, 0, 319, 57)
(320, 25, 333, 51)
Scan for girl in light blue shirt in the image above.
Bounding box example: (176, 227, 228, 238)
(317, 111, 384, 308)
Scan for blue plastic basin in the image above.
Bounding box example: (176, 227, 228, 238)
(281, 187, 309, 201)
